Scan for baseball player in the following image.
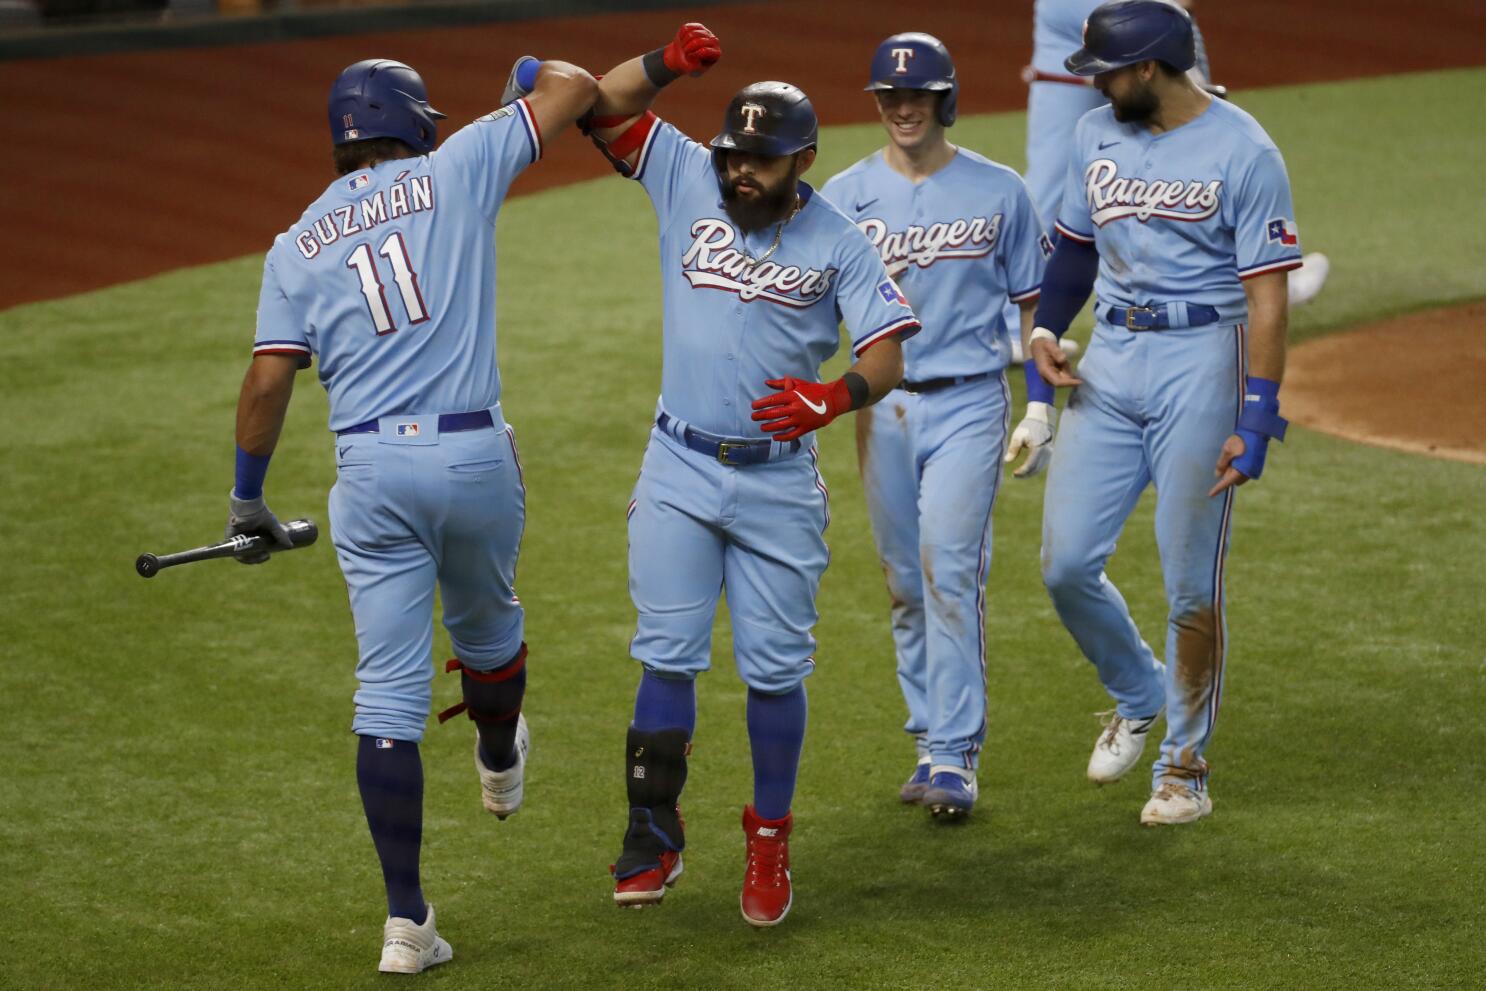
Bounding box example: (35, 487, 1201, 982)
(1020, 0, 1328, 319)
(1026, 0, 1301, 825)
(226, 58, 596, 971)
(575, 23, 919, 926)
(820, 33, 1049, 819)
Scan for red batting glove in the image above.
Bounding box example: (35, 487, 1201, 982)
(663, 22, 722, 77)
(751, 377, 853, 442)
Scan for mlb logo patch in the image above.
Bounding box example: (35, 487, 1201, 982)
(877, 278, 908, 305)
(1266, 218, 1298, 246)
(1039, 233, 1055, 258)
(396, 422, 421, 437)
(343, 128, 361, 141)
(375, 738, 395, 749)
(347, 174, 371, 192)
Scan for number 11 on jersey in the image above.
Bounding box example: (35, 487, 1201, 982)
(346, 232, 429, 335)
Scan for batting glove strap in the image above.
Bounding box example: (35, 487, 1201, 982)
(1237, 404, 1288, 441)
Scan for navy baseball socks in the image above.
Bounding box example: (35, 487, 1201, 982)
(356, 735, 452, 973)
(612, 725, 689, 906)
(439, 643, 529, 819)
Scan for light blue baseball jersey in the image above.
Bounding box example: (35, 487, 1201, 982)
(1056, 98, 1303, 319)
(821, 149, 1050, 381)
(630, 121, 920, 438)
(1032, 0, 1104, 77)
(253, 99, 543, 431)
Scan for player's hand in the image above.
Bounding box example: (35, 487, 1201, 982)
(226, 492, 294, 564)
(501, 55, 541, 106)
(1004, 401, 1057, 478)
(1208, 434, 1250, 497)
(1031, 335, 1083, 388)
(751, 377, 850, 443)
(663, 22, 722, 77)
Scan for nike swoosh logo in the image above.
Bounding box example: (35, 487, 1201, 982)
(795, 391, 828, 415)
(1098, 140, 1120, 150)
(854, 198, 879, 212)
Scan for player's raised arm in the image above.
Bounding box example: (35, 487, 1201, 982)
(586, 23, 722, 173)
(498, 57, 598, 141)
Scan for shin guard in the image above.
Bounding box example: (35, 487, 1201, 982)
(613, 726, 689, 879)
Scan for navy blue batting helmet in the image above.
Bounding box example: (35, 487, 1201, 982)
(1066, 0, 1196, 76)
(865, 32, 958, 127)
(709, 81, 819, 160)
(328, 59, 448, 155)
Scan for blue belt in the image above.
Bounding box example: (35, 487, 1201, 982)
(1103, 302, 1220, 331)
(337, 409, 494, 437)
(657, 412, 800, 466)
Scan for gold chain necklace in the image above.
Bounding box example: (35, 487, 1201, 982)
(745, 195, 803, 267)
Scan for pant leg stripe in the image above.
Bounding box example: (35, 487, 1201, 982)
(969, 372, 1014, 755)
(808, 446, 831, 532)
(1197, 324, 1246, 785)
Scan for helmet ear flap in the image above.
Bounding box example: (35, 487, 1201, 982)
(937, 86, 958, 127)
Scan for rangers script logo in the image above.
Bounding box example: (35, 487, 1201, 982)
(1084, 159, 1222, 226)
(680, 218, 836, 307)
(855, 215, 1003, 277)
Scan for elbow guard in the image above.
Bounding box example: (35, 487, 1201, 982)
(583, 110, 657, 177)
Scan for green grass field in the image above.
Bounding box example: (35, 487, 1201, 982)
(3, 69, 1485, 989)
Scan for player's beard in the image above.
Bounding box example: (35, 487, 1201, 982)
(722, 171, 799, 233)
(1110, 79, 1160, 124)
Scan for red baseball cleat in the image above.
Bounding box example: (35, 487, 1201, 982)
(612, 848, 683, 907)
(739, 805, 793, 927)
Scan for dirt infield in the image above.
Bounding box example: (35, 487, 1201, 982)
(1283, 302, 1486, 465)
(4, 0, 1483, 310)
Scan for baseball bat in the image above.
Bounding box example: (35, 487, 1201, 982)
(135, 518, 319, 578)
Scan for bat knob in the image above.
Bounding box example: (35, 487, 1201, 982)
(136, 553, 161, 578)
(285, 519, 320, 548)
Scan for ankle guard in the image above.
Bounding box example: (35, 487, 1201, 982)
(613, 806, 685, 879)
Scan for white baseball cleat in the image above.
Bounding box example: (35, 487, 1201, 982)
(1087, 709, 1161, 784)
(1287, 252, 1330, 308)
(1140, 782, 1213, 826)
(475, 713, 528, 819)
(378, 904, 453, 974)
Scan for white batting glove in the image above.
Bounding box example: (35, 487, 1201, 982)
(1003, 401, 1057, 479)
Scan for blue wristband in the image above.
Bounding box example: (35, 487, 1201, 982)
(516, 56, 541, 93)
(234, 446, 271, 501)
(1024, 361, 1055, 405)
(1244, 375, 1281, 404)
(1238, 375, 1287, 440)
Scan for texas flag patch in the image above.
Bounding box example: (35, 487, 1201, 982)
(877, 277, 909, 306)
(1266, 218, 1298, 246)
(347, 173, 371, 192)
